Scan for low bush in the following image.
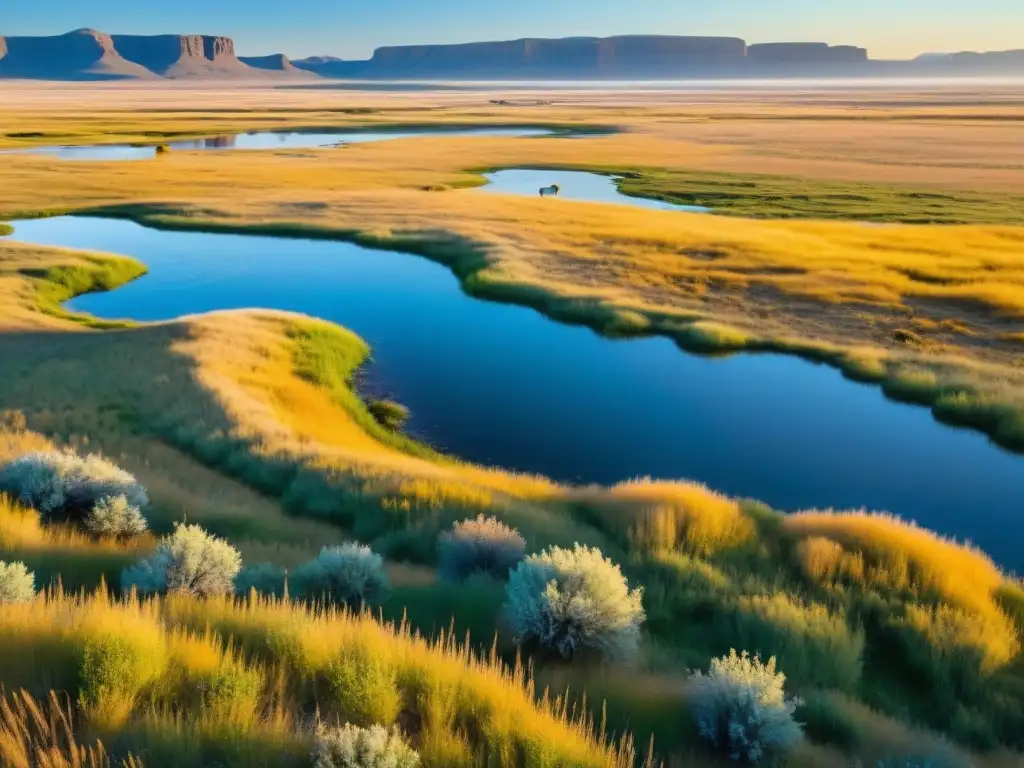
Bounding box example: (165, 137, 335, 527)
(728, 594, 864, 692)
(0, 560, 35, 603)
(235, 563, 287, 598)
(796, 692, 860, 750)
(122, 524, 242, 598)
(689, 649, 803, 764)
(312, 723, 419, 768)
(324, 644, 402, 727)
(582, 480, 754, 557)
(437, 515, 526, 582)
(0, 451, 148, 523)
(367, 400, 410, 431)
(505, 544, 644, 662)
(292, 544, 390, 609)
(84, 495, 148, 539)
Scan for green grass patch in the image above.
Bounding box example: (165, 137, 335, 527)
(474, 164, 1024, 225)
(367, 399, 410, 431)
(613, 167, 1024, 225)
(26, 257, 146, 329)
(286, 319, 442, 461)
(0, 223, 12, 237)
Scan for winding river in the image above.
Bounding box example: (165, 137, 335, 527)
(8, 211, 1024, 572)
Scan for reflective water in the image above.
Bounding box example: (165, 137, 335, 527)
(479, 169, 708, 211)
(8, 216, 1024, 570)
(10, 127, 553, 161)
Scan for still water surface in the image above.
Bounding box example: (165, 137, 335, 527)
(479, 169, 708, 211)
(9, 216, 1024, 570)
(9, 127, 554, 161)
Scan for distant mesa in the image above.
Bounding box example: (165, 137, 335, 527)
(109, 34, 252, 78)
(0, 30, 314, 80)
(239, 53, 316, 76)
(746, 42, 868, 65)
(0, 28, 156, 80)
(0, 30, 1022, 81)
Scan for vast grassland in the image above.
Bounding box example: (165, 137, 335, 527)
(1, 82, 1023, 451)
(0, 81, 1023, 766)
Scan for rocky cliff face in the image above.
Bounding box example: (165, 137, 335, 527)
(0, 28, 155, 80)
(367, 35, 749, 76)
(747, 42, 868, 65)
(111, 34, 251, 77)
(238, 53, 316, 76)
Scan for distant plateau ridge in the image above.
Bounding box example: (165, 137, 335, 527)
(0, 29, 1022, 80)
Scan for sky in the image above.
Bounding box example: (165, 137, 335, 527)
(2, 0, 1021, 60)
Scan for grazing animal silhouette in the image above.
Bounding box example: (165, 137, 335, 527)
(539, 184, 561, 197)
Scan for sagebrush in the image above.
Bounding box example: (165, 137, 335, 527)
(84, 495, 148, 539)
(292, 544, 390, 609)
(0, 560, 35, 603)
(505, 544, 644, 662)
(689, 649, 803, 764)
(0, 451, 148, 522)
(122, 524, 241, 597)
(438, 515, 526, 582)
(312, 723, 419, 768)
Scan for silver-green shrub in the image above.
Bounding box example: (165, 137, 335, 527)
(84, 494, 149, 539)
(292, 544, 390, 609)
(0, 560, 35, 604)
(122, 524, 241, 597)
(0, 451, 148, 521)
(505, 544, 644, 662)
(689, 649, 803, 764)
(438, 515, 526, 582)
(312, 723, 419, 768)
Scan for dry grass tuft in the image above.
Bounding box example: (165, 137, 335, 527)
(580, 479, 756, 556)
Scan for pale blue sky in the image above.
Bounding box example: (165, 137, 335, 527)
(2, 0, 1020, 60)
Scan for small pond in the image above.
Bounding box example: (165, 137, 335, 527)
(8, 216, 1024, 571)
(478, 169, 707, 211)
(7, 127, 554, 161)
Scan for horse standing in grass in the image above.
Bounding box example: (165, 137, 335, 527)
(539, 184, 561, 197)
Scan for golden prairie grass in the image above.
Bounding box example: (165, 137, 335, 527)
(783, 511, 1004, 613)
(0, 588, 630, 768)
(0, 496, 154, 591)
(577, 480, 756, 557)
(784, 511, 1021, 676)
(0, 689, 142, 768)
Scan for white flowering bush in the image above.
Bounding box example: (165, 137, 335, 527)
(438, 515, 526, 582)
(689, 650, 803, 764)
(0, 451, 148, 521)
(122, 524, 241, 597)
(84, 494, 149, 539)
(312, 723, 419, 768)
(0, 560, 35, 604)
(292, 544, 390, 609)
(504, 544, 644, 662)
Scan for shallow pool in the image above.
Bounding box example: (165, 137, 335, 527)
(478, 169, 708, 211)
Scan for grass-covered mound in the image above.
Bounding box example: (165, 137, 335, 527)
(0, 588, 630, 768)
